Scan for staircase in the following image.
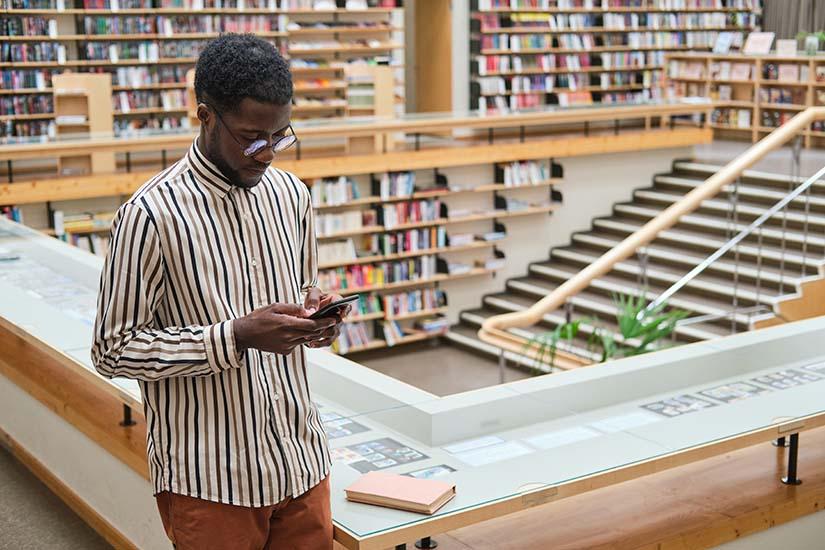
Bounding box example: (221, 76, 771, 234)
(446, 159, 825, 370)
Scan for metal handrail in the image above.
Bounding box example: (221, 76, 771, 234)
(645, 164, 825, 315)
(479, 106, 825, 356)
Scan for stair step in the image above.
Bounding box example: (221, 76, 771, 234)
(653, 175, 825, 211)
(612, 204, 825, 249)
(548, 248, 783, 303)
(590, 218, 822, 271)
(632, 189, 825, 229)
(672, 161, 825, 191)
(571, 231, 814, 281)
(522, 263, 758, 326)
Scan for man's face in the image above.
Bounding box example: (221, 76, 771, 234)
(199, 97, 292, 188)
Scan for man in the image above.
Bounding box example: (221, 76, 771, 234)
(92, 34, 347, 549)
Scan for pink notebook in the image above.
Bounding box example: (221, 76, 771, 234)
(345, 472, 456, 515)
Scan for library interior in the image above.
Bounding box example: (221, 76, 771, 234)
(5, 0, 825, 549)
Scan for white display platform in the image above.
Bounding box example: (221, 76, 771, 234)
(2, 217, 825, 549)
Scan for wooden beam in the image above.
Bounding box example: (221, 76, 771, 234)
(0, 127, 711, 205)
(414, 0, 453, 113)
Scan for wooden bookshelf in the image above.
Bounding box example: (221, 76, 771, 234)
(470, 0, 761, 112)
(665, 51, 825, 148)
(1, 3, 404, 135)
(336, 267, 500, 296)
(319, 241, 497, 270)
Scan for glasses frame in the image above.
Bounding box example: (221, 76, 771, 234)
(207, 104, 298, 157)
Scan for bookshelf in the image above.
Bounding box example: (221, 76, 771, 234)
(665, 51, 825, 148)
(469, 0, 761, 112)
(0, 1, 404, 137)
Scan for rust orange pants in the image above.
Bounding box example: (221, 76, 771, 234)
(155, 477, 332, 550)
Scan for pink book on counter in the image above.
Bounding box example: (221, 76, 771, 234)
(344, 471, 456, 515)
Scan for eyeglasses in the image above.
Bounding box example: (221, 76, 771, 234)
(209, 105, 298, 157)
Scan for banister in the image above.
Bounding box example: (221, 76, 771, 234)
(479, 106, 825, 352)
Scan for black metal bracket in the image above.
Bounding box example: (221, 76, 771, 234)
(614, 119, 620, 135)
(161, 149, 168, 167)
(395, 545, 406, 550)
(125, 152, 132, 173)
(772, 436, 789, 448)
(584, 121, 589, 136)
(415, 537, 438, 549)
(6, 160, 12, 183)
(120, 404, 136, 427)
(414, 133, 421, 151)
(781, 433, 802, 485)
(519, 125, 526, 143)
(488, 127, 494, 145)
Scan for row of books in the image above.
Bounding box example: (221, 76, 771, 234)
(375, 171, 415, 200)
(374, 226, 448, 255)
(1, 69, 52, 90)
(352, 293, 383, 317)
(1, 43, 64, 64)
(80, 15, 287, 35)
(497, 160, 550, 186)
(103, 65, 189, 87)
(599, 89, 660, 104)
(0, 119, 55, 138)
(331, 321, 372, 353)
(65, 233, 110, 257)
(113, 114, 190, 133)
(477, 51, 665, 75)
(383, 288, 446, 318)
(35, 0, 399, 9)
(113, 89, 187, 111)
(80, 40, 214, 62)
(476, 0, 756, 8)
(53, 210, 116, 234)
(478, 12, 748, 31)
(758, 87, 804, 106)
(761, 110, 795, 129)
(318, 255, 439, 292)
(0, 94, 53, 116)
(379, 199, 442, 229)
(479, 93, 543, 111)
(310, 176, 360, 208)
(318, 239, 358, 265)
(711, 107, 750, 128)
(0, 206, 23, 223)
(763, 63, 810, 84)
(478, 70, 657, 94)
(1, 16, 57, 37)
(316, 210, 374, 236)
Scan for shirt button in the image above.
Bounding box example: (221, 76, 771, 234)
(273, 394, 279, 401)
(251, 258, 258, 267)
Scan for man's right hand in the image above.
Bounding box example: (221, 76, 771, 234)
(233, 303, 338, 355)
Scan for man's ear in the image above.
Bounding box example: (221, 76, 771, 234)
(197, 103, 212, 127)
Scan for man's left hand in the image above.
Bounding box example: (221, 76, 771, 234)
(303, 287, 350, 348)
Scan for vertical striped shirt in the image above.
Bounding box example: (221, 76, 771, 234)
(92, 140, 330, 507)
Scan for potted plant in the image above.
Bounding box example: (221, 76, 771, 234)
(522, 292, 688, 373)
(797, 31, 824, 55)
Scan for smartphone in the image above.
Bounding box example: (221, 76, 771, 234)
(308, 295, 359, 320)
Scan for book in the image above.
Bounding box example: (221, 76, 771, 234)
(345, 471, 456, 515)
(777, 64, 800, 83)
(743, 32, 774, 55)
(776, 39, 797, 57)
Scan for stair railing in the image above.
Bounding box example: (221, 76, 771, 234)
(646, 161, 825, 333)
(479, 107, 825, 356)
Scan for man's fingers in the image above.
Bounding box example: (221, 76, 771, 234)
(268, 303, 309, 317)
(304, 287, 322, 315)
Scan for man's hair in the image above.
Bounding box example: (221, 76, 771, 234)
(195, 33, 292, 113)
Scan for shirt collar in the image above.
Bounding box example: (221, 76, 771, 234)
(187, 138, 234, 198)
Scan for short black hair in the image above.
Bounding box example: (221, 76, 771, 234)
(195, 33, 292, 113)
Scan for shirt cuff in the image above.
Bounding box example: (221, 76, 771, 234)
(204, 320, 246, 374)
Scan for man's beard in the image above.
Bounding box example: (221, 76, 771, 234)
(209, 131, 259, 188)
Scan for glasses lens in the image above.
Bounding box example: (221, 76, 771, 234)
(243, 139, 269, 157)
(272, 134, 297, 153)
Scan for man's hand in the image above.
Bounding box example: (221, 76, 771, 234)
(233, 303, 338, 355)
(304, 287, 350, 348)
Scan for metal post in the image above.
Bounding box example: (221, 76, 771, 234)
(801, 169, 812, 279)
(498, 350, 506, 384)
(120, 404, 136, 427)
(415, 537, 438, 549)
(779, 137, 801, 294)
(781, 433, 802, 485)
(751, 226, 764, 328)
(564, 299, 573, 324)
(730, 178, 740, 334)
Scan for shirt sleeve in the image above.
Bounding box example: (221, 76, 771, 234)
(91, 203, 245, 382)
(300, 184, 319, 293)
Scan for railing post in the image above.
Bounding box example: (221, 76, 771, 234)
(498, 349, 506, 384)
(729, 177, 741, 334)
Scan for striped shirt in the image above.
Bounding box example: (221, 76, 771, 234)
(92, 140, 330, 507)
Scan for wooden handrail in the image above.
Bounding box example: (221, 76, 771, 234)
(479, 106, 825, 353)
